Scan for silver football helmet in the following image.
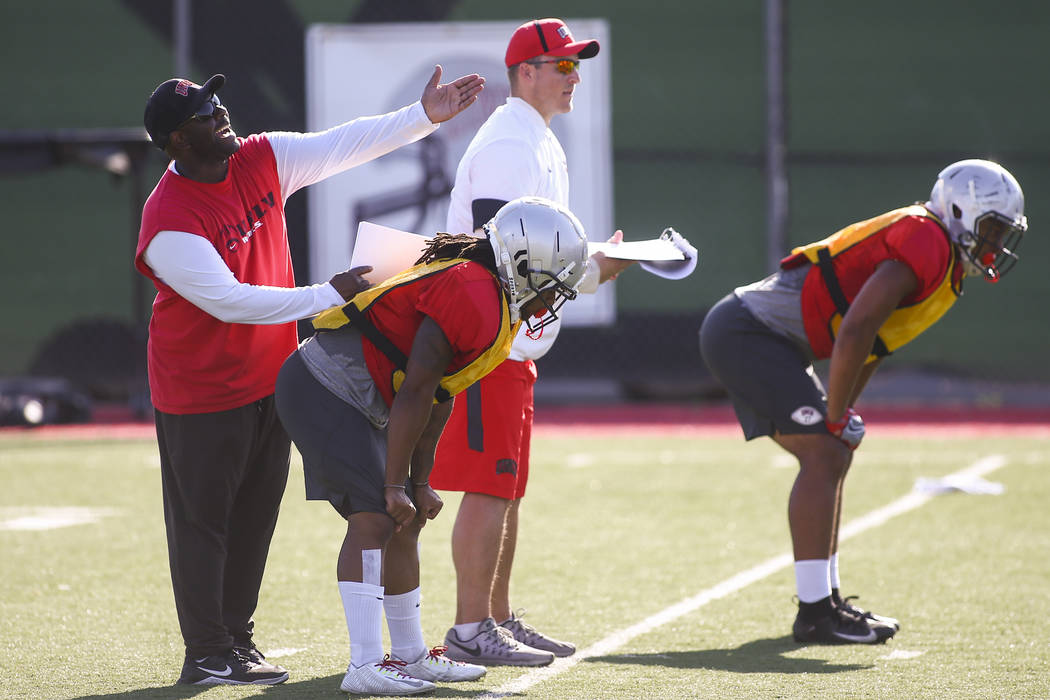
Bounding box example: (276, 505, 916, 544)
(485, 197, 589, 330)
(926, 159, 1027, 282)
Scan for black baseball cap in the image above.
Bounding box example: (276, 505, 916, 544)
(143, 74, 225, 150)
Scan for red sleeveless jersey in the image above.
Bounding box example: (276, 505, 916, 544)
(782, 212, 962, 360)
(135, 135, 295, 414)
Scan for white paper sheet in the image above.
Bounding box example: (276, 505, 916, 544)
(350, 221, 433, 283)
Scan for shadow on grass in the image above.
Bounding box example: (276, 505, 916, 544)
(586, 636, 873, 674)
(73, 674, 490, 699)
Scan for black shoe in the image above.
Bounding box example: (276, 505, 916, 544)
(835, 593, 901, 631)
(792, 604, 891, 645)
(233, 638, 287, 672)
(177, 648, 289, 685)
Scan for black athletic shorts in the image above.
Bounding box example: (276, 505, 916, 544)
(699, 293, 829, 440)
(275, 350, 400, 518)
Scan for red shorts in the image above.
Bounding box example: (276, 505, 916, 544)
(430, 358, 536, 500)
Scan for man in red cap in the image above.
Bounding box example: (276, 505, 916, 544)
(432, 18, 632, 667)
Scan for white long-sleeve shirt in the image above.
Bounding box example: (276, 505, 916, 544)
(142, 102, 437, 324)
(447, 97, 599, 361)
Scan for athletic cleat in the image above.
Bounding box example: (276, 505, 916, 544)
(443, 617, 555, 666)
(836, 594, 901, 631)
(792, 605, 890, 645)
(177, 648, 289, 685)
(397, 645, 486, 682)
(339, 656, 436, 695)
(500, 609, 576, 657)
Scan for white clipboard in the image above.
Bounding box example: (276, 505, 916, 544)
(587, 228, 699, 280)
(586, 238, 685, 261)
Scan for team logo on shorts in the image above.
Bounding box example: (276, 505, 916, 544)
(790, 406, 823, 426)
(496, 458, 518, 476)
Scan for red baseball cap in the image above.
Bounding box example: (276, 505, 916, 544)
(504, 18, 600, 67)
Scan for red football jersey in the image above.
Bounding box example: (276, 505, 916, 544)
(360, 261, 505, 407)
(799, 214, 960, 359)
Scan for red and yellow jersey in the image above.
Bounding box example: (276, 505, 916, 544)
(134, 135, 294, 414)
(312, 258, 518, 407)
(781, 205, 964, 361)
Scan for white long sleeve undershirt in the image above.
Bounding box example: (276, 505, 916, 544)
(143, 231, 344, 324)
(142, 102, 437, 324)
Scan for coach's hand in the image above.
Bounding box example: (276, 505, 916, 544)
(384, 486, 416, 532)
(330, 266, 373, 300)
(593, 230, 636, 283)
(825, 408, 866, 450)
(421, 65, 485, 123)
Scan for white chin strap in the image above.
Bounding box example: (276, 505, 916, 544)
(488, 226, 522, 322)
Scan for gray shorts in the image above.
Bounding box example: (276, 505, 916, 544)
(699, 293, 829, 440)
(275, 350, 403, 519)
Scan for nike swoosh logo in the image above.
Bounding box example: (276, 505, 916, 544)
(833, 629, 878, 643)
(449, 639, 483, 657)
(196, 663, 233, 676)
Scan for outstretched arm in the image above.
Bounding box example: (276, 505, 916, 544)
(420, 65, 485, 124)
(576, 230, 637, 294)
(592, 230, 636, 283)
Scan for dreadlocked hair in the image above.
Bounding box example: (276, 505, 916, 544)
(415, 233, 497, 271)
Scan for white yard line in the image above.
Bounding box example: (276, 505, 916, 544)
(0, 506, 118, 531)
(477, 455, 1008, 698)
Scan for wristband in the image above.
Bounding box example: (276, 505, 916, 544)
(824, 407, 858, 433)
(825, 408, 865, 450)
(411, 480, 429, 487)
(384, 484, 406, 490)
(824, 414, 849, 434)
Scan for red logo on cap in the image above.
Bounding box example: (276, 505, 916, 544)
(175, 80, 191, 97)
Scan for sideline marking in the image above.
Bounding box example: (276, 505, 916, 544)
(477, 455, 1007, 698)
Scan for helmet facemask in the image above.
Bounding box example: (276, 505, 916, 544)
(957, 210, 1025, 282)
(515, 258, 579, 332)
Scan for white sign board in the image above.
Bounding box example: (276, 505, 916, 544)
(305, 19, 614, 325)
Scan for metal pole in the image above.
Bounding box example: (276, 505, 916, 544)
(764, 0, 788, 272)
(174, 0, 191, 77)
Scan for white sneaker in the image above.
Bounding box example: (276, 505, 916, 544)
(500, 609, 576, 657)
(443, 617, 555, 666)
(339, 656, 436, 695)
(398, 645, 487, 682)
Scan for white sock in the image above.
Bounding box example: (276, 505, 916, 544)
(339, 581, 385, 667)
(452, 620, 484, 639)
(794, 559, 832, 603)
(829, 553, 841, 591)
(384, 587, 426, 662)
